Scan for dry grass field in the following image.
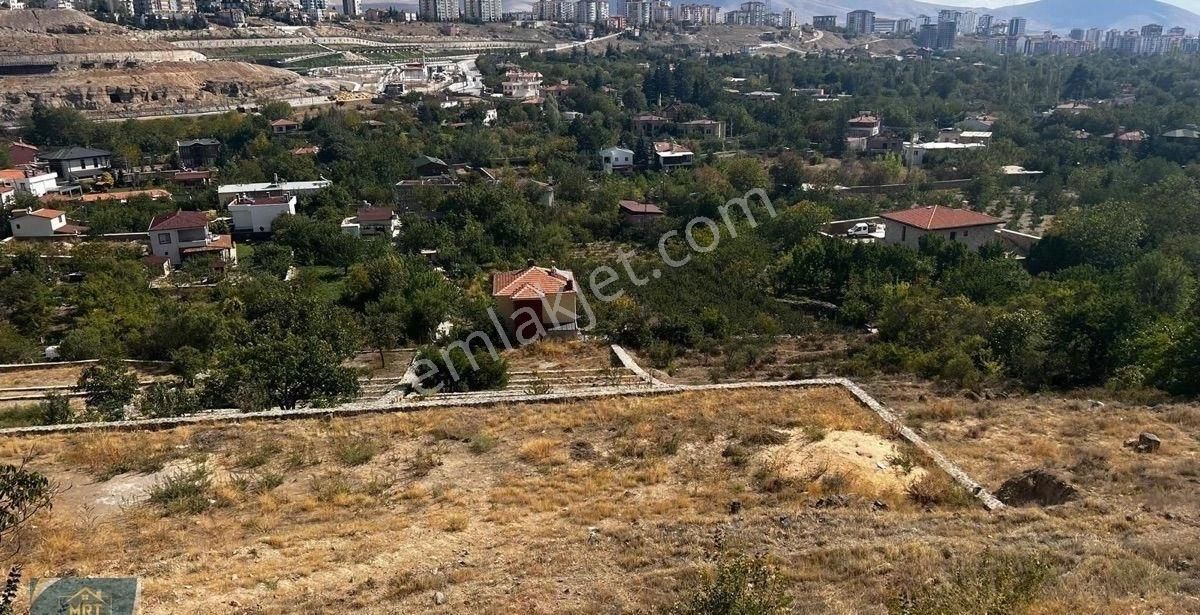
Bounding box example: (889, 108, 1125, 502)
(1, 385, 1198, 614)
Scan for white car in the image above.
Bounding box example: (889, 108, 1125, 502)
(847, 222, 873, 237)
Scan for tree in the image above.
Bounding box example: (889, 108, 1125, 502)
(260, 101, 294, 122)
(249, 242, 294, 279)
(414, 345, 508, 393)
(217, 333, 360, 411)
(0, 320, 34, 364)
(38, 393, 72, 426)
(1028, 202, 1146, 273)
(0, 462, 52, 554)
(136, 382, 201, 418)
(1127, 252, 1196, 315)
(76, 358, 139, 422)
(364, 301, 405, 367)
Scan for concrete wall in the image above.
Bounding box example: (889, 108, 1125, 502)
(0, 50, 206, 68)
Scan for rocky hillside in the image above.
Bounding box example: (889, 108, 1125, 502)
(0, 9, 172, 54)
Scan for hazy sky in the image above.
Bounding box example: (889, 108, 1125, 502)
(934, 0, 1200, 12)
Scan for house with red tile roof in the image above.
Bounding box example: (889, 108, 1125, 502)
(148, 210, 236, 268)
(8, 208, 89, 239)
(879, 205, 1003, 252)
(340, 207, 400, 238)
(491, 264, 579, 341)
(618, 199, 664, 226)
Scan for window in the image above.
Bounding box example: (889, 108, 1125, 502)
(901, 226, 906, 241)
(950, 231, 957, 240)
(963, 230, 969, 236)
(158, 233, 172, 245)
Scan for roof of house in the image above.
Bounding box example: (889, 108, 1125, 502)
(177, 138, 221, 147)
(654, 142, 693, 155)
(1163, 128, 1200, 139)
(181, 234, 233, 253)
(174, 170, 213, 181)
(270, 119, 300, 127)
(680, 119, 720, 126)
(633, 114, 669, 122)
(356, 207, 395, 222)
(229, 194, 293, 206)
(9, 141, 37, 152)
(143, 254, 170, 268)
(619, 200, 664, 215)
(216, 180, 331, 195)
(19, 208, 65, 219)
(149, 210, 210, 231)
(412, 154, 448, 168)
(54, 223, 89, 235)
(39, 146, 112, 161)
(291, 145, 321, 155)
(0, 169, 25, 181)
(492, 265, 575, 299)
(880, 205, 1003, 231)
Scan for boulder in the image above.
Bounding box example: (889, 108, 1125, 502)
(1125, 432, 1161, 454)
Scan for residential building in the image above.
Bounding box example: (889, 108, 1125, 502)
(894, 19, 912, 35)
(902, 141, 986, 166)
(412, 155, 450, 177)
(812, 15, 835, 30)
(1007, 17, 1026, 37)
(0, 168, 58, 197)
(936, 20, 956, 49)
(418, 0, 458, 20)
(38, 147, 112, 181)
(216, 8, 246, 26)
(502, 70, 542, 100)
(1141, 23, 1163, 37)
(846, 112, 882, 138)
(632, 114, 670, 135)
(8, 208, 88, 239)
(464, 0, 501, 21)
(8, 141, 38, 167)
(678, 119, 726, 139)
(654, 142, 694, 169)
(873, 18, 895, 34)
(133, 0, 196, 17)
(342, 0, 360, 17)
(228, 194, 296, 235)
(216, 179, 332, 200)
(491, 264, 579, 340)
(879, 205, 1003, 252)
(845, 9, 874, 35)
(677, 3, 719, 24)
(176, 138, 220, 169)
(148, 210, 236, 268)
(341, 207, 400, 237)
(599, 146, 634, 173)
(618, 199, 664, 225)
(626, 0, 650, 26)
(270, 119, 301, 134)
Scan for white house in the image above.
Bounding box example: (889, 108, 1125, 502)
(502, 70, 542, 99)
(8, 208, 88, 239)
(879, 205, 1003, 252)
(902, 141, 986, 166)
(654, 142, 694, 169)
(340, 207, 400, 238)
(599, 146, 634, 174)
(228, 194, 296, 235)
(148, 210, 236, 268)
(37, 147, 112, 181)
(0, 169, 59, 197)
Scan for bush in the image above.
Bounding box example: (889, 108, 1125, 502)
(666, 552, 791, 615)
(136, 382, 201, 419)
(148, 465, 213, 515)
(38, 393, 73, 426)
(888, 551, 1054, 615)
(414, 345, 508, 393)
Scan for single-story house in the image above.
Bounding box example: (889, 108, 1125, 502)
(0, 168, 58, 197)
(879, 205, 1003, 252)
(678, 119, 726, 140)
(412, 155, 450, 177)
(38, 146, 113, 181)
(148, 210, 236, 268)
(270, 119, 301, 134)
(847, 113, 882, 138)
(491, 264, 579, 341)
(8, 208, 88, 239)
(618, 199, 665, 225)
(228, 194, 297, 235)
(632, 114, 670, 136)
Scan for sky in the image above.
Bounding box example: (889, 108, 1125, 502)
(934, 0, 1200, 11)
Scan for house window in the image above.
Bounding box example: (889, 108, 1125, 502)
(901, 226, 906, 241)
(158, 233, 172, 245)
(950, 231, 957, 240)
(963, 230, 969, 236)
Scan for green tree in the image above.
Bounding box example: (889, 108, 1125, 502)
(1127, 252, 1195, 315)
(76, 358, 139, 422)
(38, 393, 72, 426)
(666, 553, 791, 615)
(136, 382, 201, 418)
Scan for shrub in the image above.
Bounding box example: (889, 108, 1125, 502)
(888, 551, 1054, 615)
(148, 465, 213, 515)
(331, 436, 382, 466)
(38, 393, 73, 426)
(666, 552, 792, 615)
(137, 382, 201, 419)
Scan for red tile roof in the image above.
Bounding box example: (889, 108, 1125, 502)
(24, 208, 65, 219)
(356, 207, 395, 222)
(149, 210, 209, 231)
(619, 200, 664, 215)
(492, 265, 574, 299)
(880, 205, 1003, 231)
(271, 119, 299, 127)
(53, 223, 89, 235)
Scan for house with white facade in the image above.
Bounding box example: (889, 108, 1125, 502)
(0, 169, 58, 197)
(654, 142, 694, 169)
(217, 179, 332, 201)
(340, 207, 400, 238)
(8, 208, 88, 239)
(37, 147, 112, 181)
(228, 194, 296, 236)
(502, 70, 543, 100)
(879, 205, 1003, 252)
(148, 210, 236, 268)
(599, 146, 634, 173)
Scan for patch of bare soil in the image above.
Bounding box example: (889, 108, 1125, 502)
(757, 429, 927, 502)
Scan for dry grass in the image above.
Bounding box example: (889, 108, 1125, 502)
(0, 385, 1197, 614)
